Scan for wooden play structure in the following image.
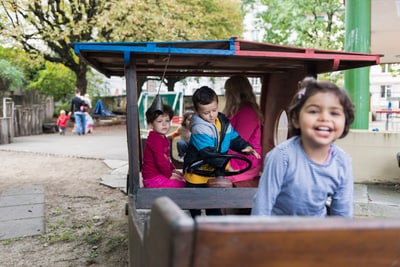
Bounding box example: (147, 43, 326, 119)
(71, 38, 400, 267)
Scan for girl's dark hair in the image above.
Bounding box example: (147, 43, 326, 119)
(288, 77, 355, 138)
(145, 104, 174, 123)
(181, 110, 194, 126)
(192, 86, 218, 111)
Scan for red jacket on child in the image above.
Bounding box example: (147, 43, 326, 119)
(57, 114, 70, 127)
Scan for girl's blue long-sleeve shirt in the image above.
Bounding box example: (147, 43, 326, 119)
(251, 136, 354, 217)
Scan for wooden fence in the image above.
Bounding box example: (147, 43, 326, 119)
(0, 91, 54, 144)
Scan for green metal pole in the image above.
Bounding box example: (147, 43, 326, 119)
(345, 0, 371, 129)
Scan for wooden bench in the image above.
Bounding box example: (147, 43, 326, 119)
(129, 196, 400, 267)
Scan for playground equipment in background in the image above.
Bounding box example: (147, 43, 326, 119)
(138, 91, 183, 130)
(93, 99, 115, 117)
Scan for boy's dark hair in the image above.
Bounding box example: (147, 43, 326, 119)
(288, 77, 355, 138)
(192, 86, 218, 111)
(181, 110, 194, 126)
(145, 104, 174, 124)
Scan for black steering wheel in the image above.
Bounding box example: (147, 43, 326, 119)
(186, 154, 252, 177)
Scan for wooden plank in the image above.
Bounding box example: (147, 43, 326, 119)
(191, 217, 400, 267)
(143, 197, 194, 267)
(127, 201, 146, 267)
(135, 188, 258, 209)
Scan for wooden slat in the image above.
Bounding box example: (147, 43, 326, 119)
(192, 217, 400, 267)
(143, 197, 194, 267)
(135, 188, 258, 209)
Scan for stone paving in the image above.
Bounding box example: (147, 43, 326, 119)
(0, 185, 45, 240)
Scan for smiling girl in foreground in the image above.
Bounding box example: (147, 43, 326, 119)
(252, 77, 355, 217)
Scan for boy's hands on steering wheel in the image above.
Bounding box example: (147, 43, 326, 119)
(242, 146, 261, 159)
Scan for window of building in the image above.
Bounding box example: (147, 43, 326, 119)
(380, 85, 392, 98)
(381, 85, 386, 98)
(381, 64, 393, 73)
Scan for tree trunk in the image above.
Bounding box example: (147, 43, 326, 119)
(75, 60, 88, 95)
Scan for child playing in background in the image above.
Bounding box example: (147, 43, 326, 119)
(252, 77, 355, 217)
(168, 110, 194, 162)
(85, 112, 94, 134)
(184, 86, 260, 217)
(82, 93, 92, 111)
(56, 110, 71, 135)
(141, 104, 185, 188)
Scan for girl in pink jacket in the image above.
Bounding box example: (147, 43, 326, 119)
(141, 104, 185, 188)
(224, 75, 263, 186)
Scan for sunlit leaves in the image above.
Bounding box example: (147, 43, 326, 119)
(96, 0, 244, 42)
(0, 59, 24, 92)
(0, 0, 244, 93)
(27, 61, 76, 102)
(254, 0, 344, 50)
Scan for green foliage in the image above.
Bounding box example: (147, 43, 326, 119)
(86, 70, 111, 98)
(389, 64, 400, 77)
(250, 0, 345, 50)
(97, 0, 244, 41)
(27, 62, 76, 102)
(0, 0, 106, 93)
(46, 219, 79, 243)
(55, 102, 71, 118)
(0, 46, 45, 83)
(0, 0, 245, 93)
(84, 229, 102, 245)
(243, 0, 345, 82)
(0, 59, 24, 93)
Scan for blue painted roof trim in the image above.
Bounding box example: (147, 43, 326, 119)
(72, 38, 236, 65)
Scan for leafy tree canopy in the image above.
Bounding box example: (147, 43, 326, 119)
(0, 0, 244, 94)
(0, 46, 44, 82)
(0, 59, 24, 99)
(97, 0, 244, 41)
(244, 0, 344, 50)
(27, 61, 76, 102)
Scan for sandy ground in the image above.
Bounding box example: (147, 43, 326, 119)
(0, 150, 128, 266)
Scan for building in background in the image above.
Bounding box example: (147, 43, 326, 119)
(370, 64, 400, 112)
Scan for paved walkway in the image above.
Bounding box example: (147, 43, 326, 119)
(354, 183, 400, 217)
(0, 125, 128, 161)
(1, 124, 400, 240)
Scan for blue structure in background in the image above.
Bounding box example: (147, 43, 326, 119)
(94, 99, 115, 117)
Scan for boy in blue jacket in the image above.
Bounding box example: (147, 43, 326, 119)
(183, 86, 260, 217)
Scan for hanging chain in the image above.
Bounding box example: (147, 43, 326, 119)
(157, 54, 171, 94)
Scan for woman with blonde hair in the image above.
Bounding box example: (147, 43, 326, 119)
(223, 75, 263, 188)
